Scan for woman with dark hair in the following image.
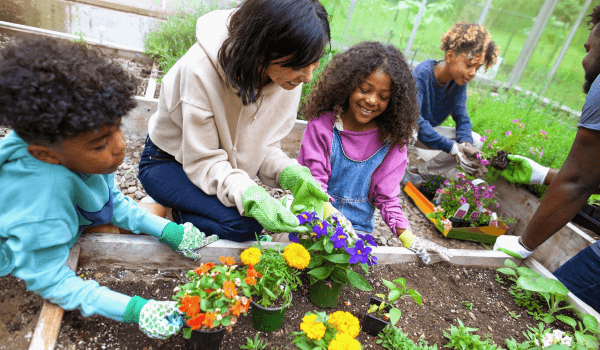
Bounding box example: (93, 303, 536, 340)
(138, 0, 331, 242)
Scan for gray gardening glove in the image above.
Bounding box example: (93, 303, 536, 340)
(398, 229, 452, 264)
(159, 222, 219, 261)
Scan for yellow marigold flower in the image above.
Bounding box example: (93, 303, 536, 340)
(328, 333, 361, 350)
(240, 247, 261, 266)
(283, 243, 311, 269)
(300, 314, 326, 340)
(328, 311, 360, 339)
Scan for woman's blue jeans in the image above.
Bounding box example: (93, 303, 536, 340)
(138, 136, 263, 242)
(553, 242, 600, 313)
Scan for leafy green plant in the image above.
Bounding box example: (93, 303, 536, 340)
(377, 325, 438, 350)
(461, 301, 474, 310)
(587, 194, 600, 206)
(240, 333, 268, 350)
(496, 259, 544, 315)
(516, 274, 576, 324)
(299, 49, 338, 115)
(443, 318, 499, 350)
(555, 313, 600, 349)
(367, 278, 422, 326)
(508, 311, 522, 319)
(422, 175, 446, 193)
(505, 323, 574, 350)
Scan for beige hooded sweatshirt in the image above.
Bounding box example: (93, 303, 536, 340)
(148, 9, 300, 215)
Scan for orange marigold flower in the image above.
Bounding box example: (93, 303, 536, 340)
(223, 280, 237, 298)
(243, 298, 251, 313)
(219, 256, 235, 265)
(187, 313, 205, 330)
(194, 262, 215, 275)
(203, 311, 216, 329)
(244, 276, 257, 285)
(179, 295, 201, 318)
(232, 301, 245, 317)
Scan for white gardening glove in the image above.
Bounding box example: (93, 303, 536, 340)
(398, 229, 452, 264)
(493, 235, 534, 259)
(450, 142, 479, 175)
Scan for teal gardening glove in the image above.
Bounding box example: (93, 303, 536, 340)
(159, 222, 219, 261)
(242, 185, 310, 234)
(493, 235, 534, 259)
(124, 296, 183, 339)
(279, 164, 329, 218)
(500, 155, 550, 185)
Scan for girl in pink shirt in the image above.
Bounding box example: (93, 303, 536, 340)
(298, 41, 451, 264)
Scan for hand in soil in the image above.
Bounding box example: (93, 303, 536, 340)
(499, 154, 550, 185)
(491, 150, 510, 170)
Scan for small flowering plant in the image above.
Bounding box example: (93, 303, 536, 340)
(291, 311, 362, 350)
(367, 278, 422, 326)
(425, 173, 511, 230)
(506, 323, 579, 350)
(239, 240, 309, 309)
(173, 256, 252, 338)
(291, 211, 376, 292)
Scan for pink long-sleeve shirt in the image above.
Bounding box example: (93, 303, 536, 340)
(298, 112, 410, 233)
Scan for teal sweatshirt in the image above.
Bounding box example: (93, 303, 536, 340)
(0, 131, 171, 322)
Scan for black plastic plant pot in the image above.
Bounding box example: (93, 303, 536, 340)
(361, 296, 391, 337)
(251, 293, 292, 332)
(572, 204, 600, 235)
(188, 326, 226, 350)
(309, 279, 343, 308)
(450, 217, 471, 228)
(420, 187, 436, 201)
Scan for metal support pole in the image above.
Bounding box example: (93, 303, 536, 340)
(478, 0, 493, 25)
(404, 0, 428, 58)
(343, 0, 360, 39)
(541, 0, 593, 96)
(507, 0, 559, 87)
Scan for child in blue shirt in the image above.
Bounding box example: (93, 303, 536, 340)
(0, 37, 218, 339)
(404, 22, 499, 183)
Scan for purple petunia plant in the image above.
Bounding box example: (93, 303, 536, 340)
(291, 210, 376, 292)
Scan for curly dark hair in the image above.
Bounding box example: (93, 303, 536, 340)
(300, 41, 418, 148)
(439, 22, 499, 71)
(589, 5, 600, 29)
(0, 37, 137, 145)
(218, 0, 330, 106)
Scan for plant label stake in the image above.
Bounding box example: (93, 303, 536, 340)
(469, 210, 481, 221)
(453, 204, 469, 220)
(489, 212, 499, 227)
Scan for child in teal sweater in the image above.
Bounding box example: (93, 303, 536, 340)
(0, 37, 217, 339)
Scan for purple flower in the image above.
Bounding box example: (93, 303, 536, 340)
(312, 220, 331, 238)
(456, 185, 462, 191)
(480, 158, 489, 166)
(367, 255, 378, 266)
(488, 144, 493, 149)
(485, 130, 491, 134)
(288, 232, 300, 243)
(357, 232, 378, 247)
(346, 240, 372, 264)
(474, 191, 480, 199)
(493, 139, 498, 144)
(512, 119, 520, 123)
(480, 136, 487, 142)
(476, 201, 482, 208)
(540, 129, 547, 135)
(459, 196, 467, 205)
(329, 227, 348, 249)
(505, 131, 512, 136)
(482, 191, 491, 199)
(297, 212, 316, 225)
(496, 203, 500, 208)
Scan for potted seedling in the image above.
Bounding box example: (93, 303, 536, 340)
(421, 175, 446, 201)
(362, 277, 422, 336)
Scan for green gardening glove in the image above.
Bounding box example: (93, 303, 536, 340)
(242, 185, 310, 234)
(124, 296, 183, 339)
(159, 222, 219, 261)
(279, 164, 329, 218)
(500, 155, 550, 185)
(493, 235, 533, 259)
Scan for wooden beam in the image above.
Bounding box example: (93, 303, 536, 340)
(29, 245, 81, 350)
(524, 257, 600, 323)
(77, 233, 519, 269)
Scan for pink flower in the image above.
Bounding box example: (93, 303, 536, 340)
(538, 150, 544, 158)
(488, 144, 493, 149)
(540, 129, 547, 135)
(459, 196, 467, 205)
(480, 158, 489, 166)
(485, 130, 491, 134)
(512, 119, 520, 123)
(493, 139, 498, 144)
(476, 201, 482, 208)
(505, 131, 511, 136)
(480, 136, 487, 142)
(529, 147, 537, 155)
(455, 185, 462, 191)
(496, 203, 500, 208)
(545, 136, 549, 141)
(518, 123, 525, 129)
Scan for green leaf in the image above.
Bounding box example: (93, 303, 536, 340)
(309, 241, 324, 251)
(375, 293, 386, 300)
(542, 315, 556, 324)
(368, 304, 379, 313)
(545, 345, 572, 350)
(407, 289, 423, 305)
(324, 254, 350, 264)
(388, 289, 401, 302)
(331, 268, 350, 285)
(324, 239, 334, 253)
(308, 266, 334, 280)
(307, 255, 323, 269)
(582, 314, 600, 332)
(517, 276, 570, 296)
(220, 315, 231, 327)
(389, 308, 402, 326)
(392, 278, 407, 287)
(516, 266, 541, 278)
(183, 327, 192, 339)
(200, 298, 210, 312)
(382, 278, 398, 291)
(497, 267, 517, 276)
(504, 259, 518, 269)
(264, 287, 277, 300)
(346, 270, 373, 291)
(556, 315, 577, 329)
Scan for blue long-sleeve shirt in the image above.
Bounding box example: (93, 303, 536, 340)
(0, 131, 171, 322)
(412, 59, 473, 153)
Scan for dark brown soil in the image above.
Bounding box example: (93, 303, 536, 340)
(1, 259, 579, 350)
(491, 150, 510, 170)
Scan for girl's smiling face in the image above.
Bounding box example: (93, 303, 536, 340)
(341, 69, 391, 132)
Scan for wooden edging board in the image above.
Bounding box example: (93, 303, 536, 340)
(76, 232, 600, 324)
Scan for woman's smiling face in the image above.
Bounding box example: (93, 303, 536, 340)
(341, 69, 392, 132)
(264, 55, 320, 90)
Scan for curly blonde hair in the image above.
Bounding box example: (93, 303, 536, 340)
(440, 22, 500, 71)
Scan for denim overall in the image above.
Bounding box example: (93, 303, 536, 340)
(328, 127, 390, 233)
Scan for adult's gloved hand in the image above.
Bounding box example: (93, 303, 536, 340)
(493, 235, 534, 259)
(279, 164, 329, 218)
(243, 185, 310, 234)
(450, 142, 480, 176)
(124, 296, 183, 339)
(159, 222, 219, 261)
(500, 155, 550, 185)
(397, 229, 452, 264)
